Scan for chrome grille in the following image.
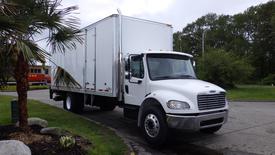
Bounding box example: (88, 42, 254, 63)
(197, 93, 226, 110)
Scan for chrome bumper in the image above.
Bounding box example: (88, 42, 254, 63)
(166, 110, 228, 131)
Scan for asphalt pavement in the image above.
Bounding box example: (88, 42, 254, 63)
(1, 89, 275, 155)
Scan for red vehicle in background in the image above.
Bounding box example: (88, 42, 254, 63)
(28, 65, 51, 85)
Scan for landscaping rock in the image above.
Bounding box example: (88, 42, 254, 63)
(0, 140, 31, 155)
(28, 117, 48, 128)
(16, 117, 48, 128)
(40, 127, 67, 136)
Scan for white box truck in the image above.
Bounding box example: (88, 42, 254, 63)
(50, 14, 228, 145)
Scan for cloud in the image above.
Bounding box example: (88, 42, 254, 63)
(136, 0, 271, 31)
(61, 0, 270, 31)
(37, 0, 270, 64)
(61, 0, 175, 27)
(117, 0, 175, 15)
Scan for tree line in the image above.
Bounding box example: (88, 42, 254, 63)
(173, 1, 275, 85)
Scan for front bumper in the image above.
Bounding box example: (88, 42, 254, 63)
(166, 110, 228, 131)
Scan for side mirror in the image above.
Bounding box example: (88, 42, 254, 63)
(193, 61, 196, 67)
(125, 70, 142, 84)
(125, 57, 130, 79)
(125, 72, 130, 79)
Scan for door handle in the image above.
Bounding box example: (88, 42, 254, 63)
(137, 80, 142, 84)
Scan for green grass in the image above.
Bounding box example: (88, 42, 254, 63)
(227, 85, 275, 101)
(0, 85, 49, 92)
(0, 95, 128, 155)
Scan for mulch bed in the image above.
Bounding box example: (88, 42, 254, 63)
(0, 125, 91, 155)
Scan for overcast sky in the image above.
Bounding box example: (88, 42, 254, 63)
(37, 0, 271, 58)
(61, 0, 270, 32)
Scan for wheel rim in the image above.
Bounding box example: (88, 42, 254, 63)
(66, 96, 72, 110)
(144, 114, 160, 138)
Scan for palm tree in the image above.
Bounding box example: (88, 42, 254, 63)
(0, 38, 14, 87)
(0, 0, 82, 130)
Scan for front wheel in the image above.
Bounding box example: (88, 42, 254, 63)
(141, 106, 168, 146)
(200, 125, 222, 134)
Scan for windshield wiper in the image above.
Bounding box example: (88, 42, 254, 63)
(176, 75, 196, 79)
(153, 75, 195, 80)
(153, 75, 176, 80)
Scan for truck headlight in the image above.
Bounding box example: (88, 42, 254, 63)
(167, 100, 190, 110)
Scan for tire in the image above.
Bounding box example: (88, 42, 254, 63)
(63, 93, 84, 113)
(200, 125, 222, 134)
(140, 105, 168, 146)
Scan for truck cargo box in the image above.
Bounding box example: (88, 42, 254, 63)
(51, 14, 173, 97)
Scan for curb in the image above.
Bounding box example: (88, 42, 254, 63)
(36, 100, 138, 155)
(43, 103, 151, 155)
(229, 100, 275, 103)
(0, 94, 138, 155)
(77, 113, 136, 155)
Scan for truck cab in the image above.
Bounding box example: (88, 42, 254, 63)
(123, 51, 228, 145)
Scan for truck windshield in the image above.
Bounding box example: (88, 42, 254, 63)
(147, 54, 196, 80)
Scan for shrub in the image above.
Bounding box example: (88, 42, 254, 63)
(59, 136, 76, 149)
(261, 74, 275, 85)
(197, 49, 254, 89)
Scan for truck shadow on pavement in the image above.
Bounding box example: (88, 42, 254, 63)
(163, 130, 223, 155)
(82, 107, 226, 155)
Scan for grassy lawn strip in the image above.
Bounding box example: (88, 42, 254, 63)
(0, 85, 49, 92)
(227, 85, 275, 101)
(0, 95, 128, 155)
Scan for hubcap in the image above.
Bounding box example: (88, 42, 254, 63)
(66, 96, 72, 110)
(144, 114, 160, 138)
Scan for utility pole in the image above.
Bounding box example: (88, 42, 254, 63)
(202, 27, 207, 71)
(178, 34, 182, 52)
(202, 29, 206, 60)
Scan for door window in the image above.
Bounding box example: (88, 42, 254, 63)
(130, 55, 144, 79)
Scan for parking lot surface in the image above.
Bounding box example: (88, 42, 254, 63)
(1, 89, 275, 155)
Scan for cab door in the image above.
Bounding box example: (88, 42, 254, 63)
(124, 55, 146, 106)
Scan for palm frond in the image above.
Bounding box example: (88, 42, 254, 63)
(0, 39, 15, 87)
(1, 0, 82, 54)
(15, 40, 51, 64)
(42, 0, 83, 53)
(48, 28, 83, 53)
(54, 66, 81, 88)
(0, 1, 18, 15)
(0, 1, 28, 35)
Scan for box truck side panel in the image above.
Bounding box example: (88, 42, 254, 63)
(69, 38, 85, 87)
(95, 17, 116, 95)
(85, 28, 96, 90)
(51, 33, 86, 88)
(121, 16, 173, 55)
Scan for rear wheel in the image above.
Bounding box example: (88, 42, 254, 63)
(141, 105, 168, 146)
(64, 94, 72, 110)
(63, 93, 84, 113)
(200, 125, 222, 134)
